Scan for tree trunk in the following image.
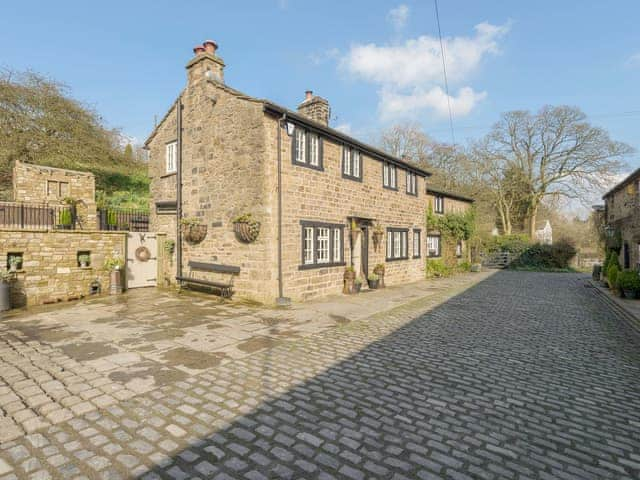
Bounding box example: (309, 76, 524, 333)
(527, 202, 538, 238)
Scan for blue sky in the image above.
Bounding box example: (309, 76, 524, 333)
(2, 0, 639, 177)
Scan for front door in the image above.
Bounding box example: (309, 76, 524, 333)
(126, 232, 158, 288)
(361, 225, 369, 279)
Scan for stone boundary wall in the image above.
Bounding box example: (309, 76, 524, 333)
(0, 229, 126, 307)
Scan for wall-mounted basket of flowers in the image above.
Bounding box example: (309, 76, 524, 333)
(233, 213, 260, 243)
(181, 218, 207, 244)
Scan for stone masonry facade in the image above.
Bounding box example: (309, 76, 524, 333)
(603, 169, 640, 269)
(426, 190, 474, 267)
(12, 161, 98, 230)
(0, 230, 126, 307)
(147, 41, 473, 304)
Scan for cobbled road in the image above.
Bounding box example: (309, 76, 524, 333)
(1, 271, 640, 479)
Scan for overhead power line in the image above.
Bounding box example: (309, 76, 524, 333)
(434, 0, 456, 146)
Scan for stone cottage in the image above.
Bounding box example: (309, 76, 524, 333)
(425, 188, 474, 263)
(145, 40, 472, 304)
(602, 168, 640, 270)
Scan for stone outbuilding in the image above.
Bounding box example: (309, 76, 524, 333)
(145, 40, 474, 304)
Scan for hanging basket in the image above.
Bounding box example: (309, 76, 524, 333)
(234, 220, 260, 243)
(183, 224, 207, 244)
(372, 231, 383, 252)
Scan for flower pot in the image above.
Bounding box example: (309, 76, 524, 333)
(368, 279, 379, 289)
(183, 224, 207, 244)
(80, 262, 89, 268)
(0, 283, 10, 312)
(354, 283, 362, 293)
(234, 221, 260, 243)
(9, 265, 17, 273)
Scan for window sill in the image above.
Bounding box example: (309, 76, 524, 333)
(412, 255, 421, 259)
(383, 185, 399, 191)
(427, 255, 442, 259)
(342, 173, 363, 182)
(385, 257, 409, 262)
(406, 191, 418, 197)
(161, 172, 177, 179)
(292, 161, 324, 172)
(298, 262, 346, 271)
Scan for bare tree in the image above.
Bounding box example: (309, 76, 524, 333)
(479, 106, 631, 236)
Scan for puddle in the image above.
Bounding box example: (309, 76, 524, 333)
(160, 347, 226, 369)
(141, 329, 186, 341)
(5, 321, 84, 343)
(237, 336, 282, 353)
(61, 341, 119, 361)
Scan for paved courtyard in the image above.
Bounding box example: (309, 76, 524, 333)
(1, 271, 640, 479)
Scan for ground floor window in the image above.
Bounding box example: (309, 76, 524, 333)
(427, 235, 441, 258)
(300, 221, 345, 269)
(386, 228, 408, 261)
(413, 229, 421, 258)
(456, 240, 463, 257)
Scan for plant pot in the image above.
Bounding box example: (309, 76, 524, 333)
(354, 283, 362, 293)
(368, 279, 379, 289)
(9, 265, 17, 273)
(601, 280, 609, 288)
(234, 221, 260, 243)
(183, 224, 207, 244)
(109, 269, 123, 295)
(471, 263, 482, 272)
(343, 270, 356, 294)
(0, 283, 10, 312)
(623, 289, 637, 299)
(80, 262, 89, 268)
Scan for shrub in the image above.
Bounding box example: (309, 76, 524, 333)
(59, 209, 73, 225)
(484, 234, 531, 256)
(426, 259, 452, 278)
(510, 239, 577, 270)
(603, 250, 620, 275)
(457, 261, 472, 272)
(616, 271, 640, 292)
(367, 273, 379, 281)
(607, 264, 619, 289)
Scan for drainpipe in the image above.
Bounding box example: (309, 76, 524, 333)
(176, 100, 183, 282)
(276, 113, 291, 306)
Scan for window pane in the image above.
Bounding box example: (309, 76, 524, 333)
(343, 148, 351, 175)
(296, 129, 306, 163)
(309, 134, 319, 166)
(353, 151, 360, 178)
(383, 163, 389, 186)
(394, 232, 401, 258)
(317, 227, 330, 263)
(387, 231, 392, 257)
(390, 166, 396, 188)
(304, 227, 314, 264)
(333, 229, 341, 262)
(166, 142, 176, 173)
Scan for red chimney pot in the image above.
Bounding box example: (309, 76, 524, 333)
(193, 45, 206, 55)
(203, 40, 218, 54)
(305, 90, 313, 101)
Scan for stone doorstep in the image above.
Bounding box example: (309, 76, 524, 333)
(587, 279, 640, 335)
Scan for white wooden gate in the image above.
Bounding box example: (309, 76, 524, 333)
(126, 232, 158, 289)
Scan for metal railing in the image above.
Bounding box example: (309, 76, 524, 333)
(98, 208, 149, 232)
(0, 201, 77, 230)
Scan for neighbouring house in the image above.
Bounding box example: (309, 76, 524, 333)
(145, 40, 474, 304)
(602, 169, 640, 270)
(425, 188, 474, 265)
(534, 220, 553, 245)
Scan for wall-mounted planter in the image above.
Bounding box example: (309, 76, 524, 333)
(183, 224, 207, 244)
(233, 214, 260, 243)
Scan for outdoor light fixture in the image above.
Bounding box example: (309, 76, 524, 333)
(604, 225, 615, 238)
(285, 122, 295, 136)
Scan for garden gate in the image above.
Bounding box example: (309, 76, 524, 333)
(126, 232, 158, 288)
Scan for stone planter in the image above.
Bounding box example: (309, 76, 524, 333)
(109, 269, 123, 295)
(471, 263, 482, 272)
(0, 283, 10, 312)
(234, 221, 260, 243)
(183, 224, 207, 244)
(354, 282, 362, 293)
(343, 270, 356, 294)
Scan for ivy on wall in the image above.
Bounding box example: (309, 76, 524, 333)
(426, 206, 476, 241)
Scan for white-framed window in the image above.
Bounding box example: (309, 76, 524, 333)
(413, 229, 421, 258)
(386, 228, 408, 260)
(166, 141, 177, 173)
(309, 133, 320, 167)
(383, 163, 397, 189)
(406, 171, 417, 195)
(303, 227, 314, 265)
(427, 235, 441, 257)
(342, 147, 362, 180)
(434, 195, 444, 214)
(292, 127, 323, 170)
(300, 221, 344, 268)
(317, 227, 330, 264)
(456, 240, 463, 257)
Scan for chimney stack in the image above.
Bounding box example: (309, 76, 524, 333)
(297, 91, 330, 127)
(186, 39, 225, 85)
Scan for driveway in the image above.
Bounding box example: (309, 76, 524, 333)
(1, 271, 640, 479)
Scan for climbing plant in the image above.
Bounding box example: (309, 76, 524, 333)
(426, 206, 476, 241)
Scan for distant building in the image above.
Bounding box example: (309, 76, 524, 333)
(535, 220, 553, 245)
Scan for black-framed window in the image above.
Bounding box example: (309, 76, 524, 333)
(383, 162, 397, 190)
(456, 240, 463, 258)
(406, 171, 418, 196)
(155, 201, 177, 215)
(427, 234, 441, 257)
(434, 195, 444, 214)
(292, 127, 323, 170)
(386, 228, 408, 261)
(342, 146, 362, 181)
(413, 229, 421, 258)
(300, 221, 345, 269)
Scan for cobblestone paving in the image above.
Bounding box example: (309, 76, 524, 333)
(1, 271, 640, 479)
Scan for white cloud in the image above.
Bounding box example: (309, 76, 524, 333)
(341, 21, 510, 119)
(387, 5, 409, 30)
(309, 48, 340, 66)
(626, 52, 640, 67)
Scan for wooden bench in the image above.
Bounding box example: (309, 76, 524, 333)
(176, 261, 241, 298)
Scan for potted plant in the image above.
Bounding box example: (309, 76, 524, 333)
(372, 224, 384, 252)
(164, 239, 175, 256)
(343, 266, 356, 294)
(607, 264, 620, 295)
(103, 254, 125, 295)
(7, 254, 22, 272)
(181, 217, 207, 244)
(367, 273, 380, 289)
(0, 269, 11, 312)
(78, 253, 91, 268)
(233, 213, 260, 243)
(373, 263, 385, 288)
(617, 271, 640, 299)
(354, 277, 363, 293)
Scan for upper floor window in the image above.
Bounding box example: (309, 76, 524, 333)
(434, 195, 444, 214)
(386, 228, 408, 261)
(406, 171, 417, 196)
(166, 141, 177, 174)
(342, 147, 362, 181)
(292, 127, 323, 170)
(383, 163, 397, 190)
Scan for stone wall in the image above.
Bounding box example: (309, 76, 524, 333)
(12, 161, 98, 229)
(0, 229, 126, 307)
(426, 192, 473, 267)
(604, 180, 640, 269)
